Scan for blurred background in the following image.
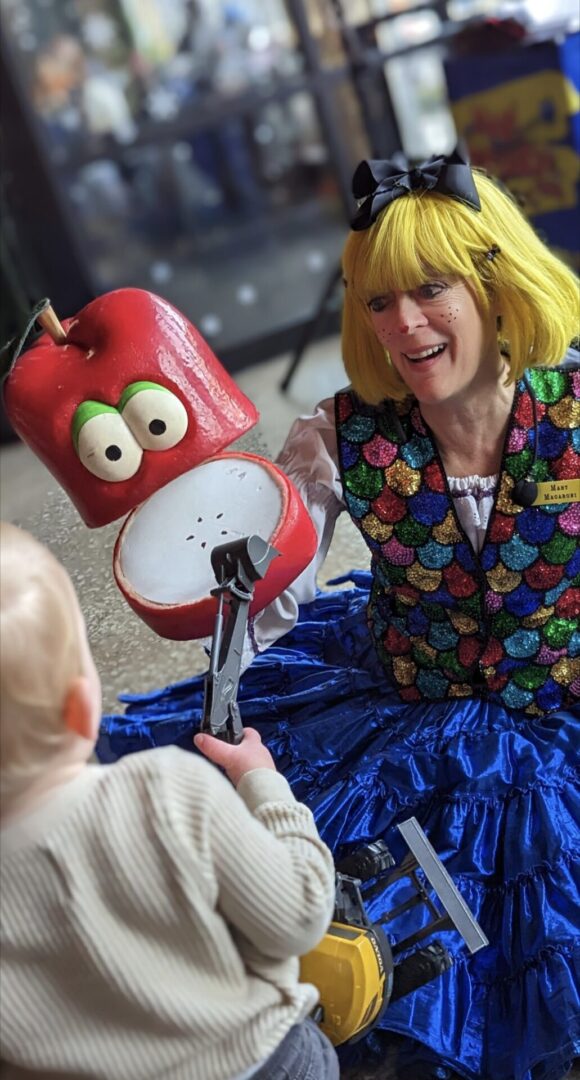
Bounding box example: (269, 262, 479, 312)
(1, 0, 579, 381)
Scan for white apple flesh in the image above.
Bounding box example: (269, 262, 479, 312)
(114, 452, 316, 640)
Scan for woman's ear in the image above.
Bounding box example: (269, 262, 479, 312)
(62, 676, 99, 743)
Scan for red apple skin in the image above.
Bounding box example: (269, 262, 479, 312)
(3, 289, 258, 527)
(113, 453, 318, 640)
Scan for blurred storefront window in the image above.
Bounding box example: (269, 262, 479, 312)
(1, 0, 306, 156)
(378, 10, 456, 157)
(2, 0, 575, 367)
(1, 0, 353, 359)
(58, 91, 347, 351)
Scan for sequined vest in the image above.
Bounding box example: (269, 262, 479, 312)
(335, 366, 580, 715)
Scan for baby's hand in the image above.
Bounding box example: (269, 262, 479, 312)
(194, 727, 276, 787)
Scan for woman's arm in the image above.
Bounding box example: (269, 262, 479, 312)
(251, 398, 345, 653)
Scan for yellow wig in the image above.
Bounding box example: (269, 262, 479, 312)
(341, 171, 579, 404)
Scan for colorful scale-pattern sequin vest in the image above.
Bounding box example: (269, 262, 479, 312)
(335, 366, 580, 715)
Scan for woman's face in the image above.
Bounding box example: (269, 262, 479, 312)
(366, 276, 501, 407)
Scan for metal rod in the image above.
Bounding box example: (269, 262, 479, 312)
(398, 818, 489, 954)
(392, 914, 455, 956)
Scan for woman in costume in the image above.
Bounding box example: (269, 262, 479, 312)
(101, 150, 580, 1080)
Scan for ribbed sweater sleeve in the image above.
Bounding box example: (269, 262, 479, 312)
(152, 751, 336, 959)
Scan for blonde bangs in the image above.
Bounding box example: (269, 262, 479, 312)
(344, 190, 492, 304)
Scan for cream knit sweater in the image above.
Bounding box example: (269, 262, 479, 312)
(0, 746, 335, 1079)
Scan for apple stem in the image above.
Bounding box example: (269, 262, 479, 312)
(37, 304, 67, 344)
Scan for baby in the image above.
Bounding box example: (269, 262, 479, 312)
(0, 522, 338, 1080)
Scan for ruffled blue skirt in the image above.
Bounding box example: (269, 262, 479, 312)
(98, 574, 580, 1080)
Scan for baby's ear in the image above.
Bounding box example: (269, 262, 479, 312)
(63, 676, 98, 742)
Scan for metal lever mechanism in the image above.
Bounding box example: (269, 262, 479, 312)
(201, 535, 279, 744)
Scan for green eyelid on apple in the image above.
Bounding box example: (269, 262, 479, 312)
(119, 381, 189, 452)
(117, 381, 171, 411)
(71, 400, 118, 449)
(72, 399, 143, 482)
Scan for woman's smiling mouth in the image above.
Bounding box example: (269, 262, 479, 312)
(404, 343, 447, 363)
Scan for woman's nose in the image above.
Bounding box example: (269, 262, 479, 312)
(394, 295, 428, 334)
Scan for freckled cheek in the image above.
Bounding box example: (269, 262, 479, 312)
(371, 319, 394, 346)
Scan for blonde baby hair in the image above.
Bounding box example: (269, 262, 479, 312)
(0, 523, 86, 802)
(341, 170, 579, 404)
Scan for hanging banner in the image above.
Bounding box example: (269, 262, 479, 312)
(445, 33, 580, 268)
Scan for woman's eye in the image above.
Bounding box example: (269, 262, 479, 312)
(368, 296, 388, 313)
(119, 382, 189, 451)
(418, 282, 446, 300)
(74, 405, 143, 482)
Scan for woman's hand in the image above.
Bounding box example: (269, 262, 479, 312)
(193, 727, 276, 787)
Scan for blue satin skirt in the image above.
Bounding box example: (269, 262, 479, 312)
(98, 573, 580, 1080)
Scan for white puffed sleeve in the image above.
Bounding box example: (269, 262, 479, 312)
(249, 397, 346, 655)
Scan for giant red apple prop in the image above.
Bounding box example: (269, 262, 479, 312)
(3, 289, 316, 639)
(4, 289, 259, 528)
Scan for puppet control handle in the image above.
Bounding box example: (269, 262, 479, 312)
(201, 536, 279, 744)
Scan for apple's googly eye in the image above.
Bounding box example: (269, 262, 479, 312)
(73, 402, 143, 482)
(119, 382, 188, 452)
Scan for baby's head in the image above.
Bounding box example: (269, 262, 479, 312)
(0, 523, 101, 816)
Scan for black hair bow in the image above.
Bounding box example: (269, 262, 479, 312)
(350, 146, 481, 231)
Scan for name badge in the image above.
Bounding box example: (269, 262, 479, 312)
(532, 479, 580, 505)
